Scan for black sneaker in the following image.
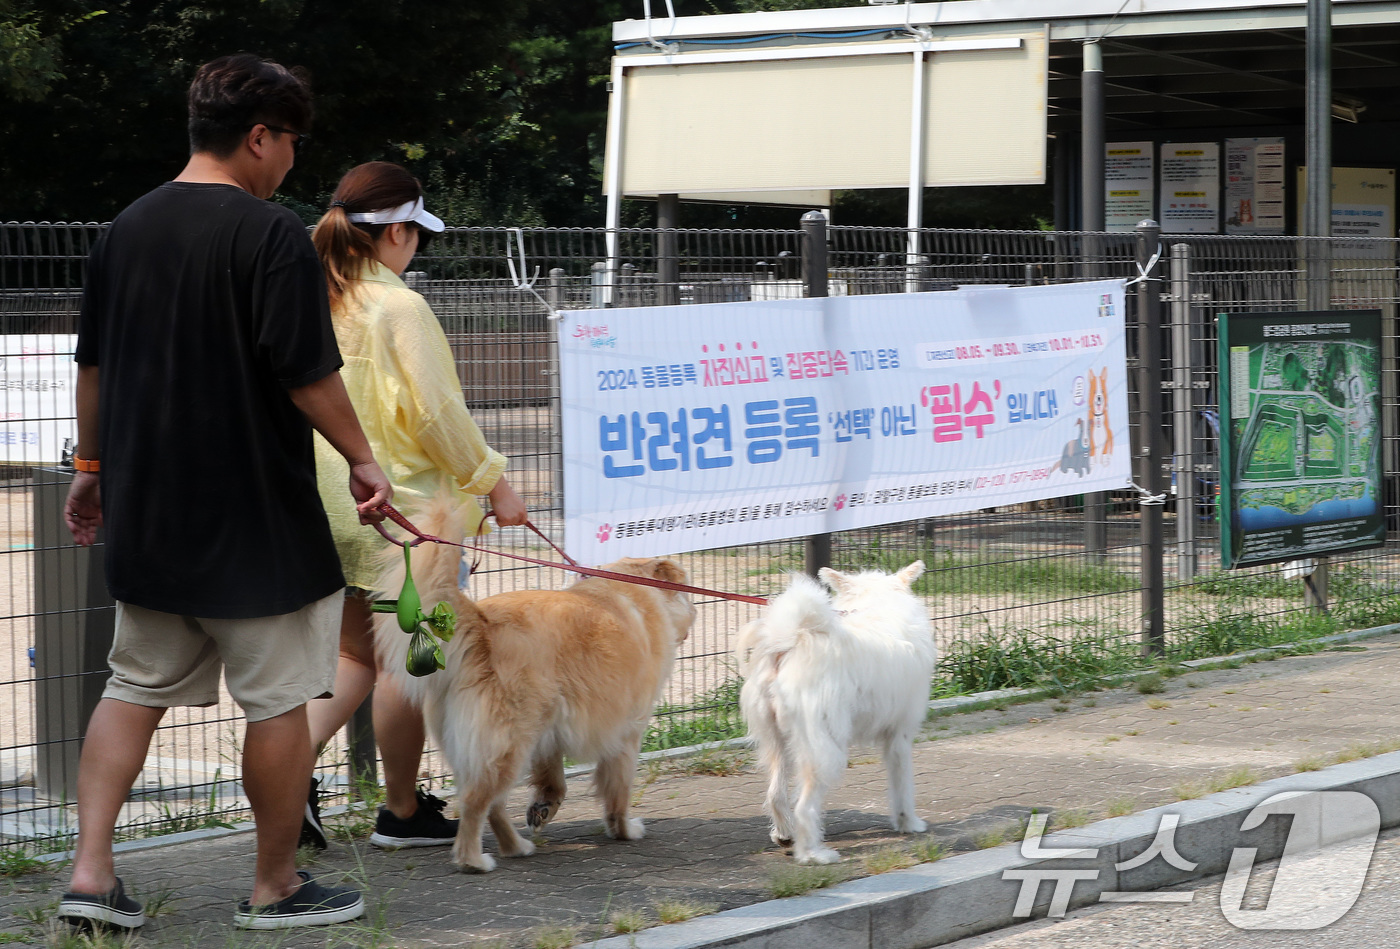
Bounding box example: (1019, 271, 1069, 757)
(58, 877, 145, 930)
(233, 870, 364, 930)
(299, 776, 328, 850)
(370, 789, 458, 848)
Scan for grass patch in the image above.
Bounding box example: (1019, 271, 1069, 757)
(609, 907, 650, 934)
(1293, 755, 1328, 773)
(532, 923, 581, 949)
(1105, 796, 1136, 818)
(1146, 698, 1171, 710)
(1177, 765, 1260, 798)
(654, 899, 719, 924)
(0, 846, 46, 877)
(938, 629, 1142, 694)
(1172, 779, 1206, 801)
(912, 837, 948, 862)
(1048, 809, 1091, 831)
(862, 847, 917, 874)
(767, 863, 849, 898)
(1135, 674, 1166, 695)
(1207, 766, 1259, 793)
(1332, 738, 1400, 764)
(973, 820, 1026, 850)
(666, 749, 751, 777)
(646, 678, 746, 752)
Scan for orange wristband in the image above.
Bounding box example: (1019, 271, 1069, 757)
(73, 457, 100, 473)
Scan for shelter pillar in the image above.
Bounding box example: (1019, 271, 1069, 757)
(1081, 41, 1108, 560)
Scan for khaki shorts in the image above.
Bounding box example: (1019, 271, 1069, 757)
(102, 591, 342, 723)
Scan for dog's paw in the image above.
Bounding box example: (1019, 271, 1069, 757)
(796, 847, 840, 865)
(454, 852, 496, 874)
(527, 800, 559, 830)
(770, 830, 794, 848)
(501, 836, 536, 858)
(895, 816, 928, 834)
(607, 817, 645, 840)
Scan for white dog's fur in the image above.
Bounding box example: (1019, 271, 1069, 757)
(738, 562, 935, 864)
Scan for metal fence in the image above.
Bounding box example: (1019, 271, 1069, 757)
(3, 219, 1399, 851)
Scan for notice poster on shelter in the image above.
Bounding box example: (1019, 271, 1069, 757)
(1105, 142, 1154, 232)
(1225, 137, 1285, 235)
(561, 281, 1132, 562)
(1297, 166, 1396, 259)
(1217, 311, 1384, 568)
(1161, 143, 1221, 233)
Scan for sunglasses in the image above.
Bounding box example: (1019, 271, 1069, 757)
(255, 124, 310, 153)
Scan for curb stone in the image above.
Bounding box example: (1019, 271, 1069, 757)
(582, 750, 1400, 949)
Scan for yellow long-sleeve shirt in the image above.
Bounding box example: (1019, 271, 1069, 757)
(315, 261, 507, 590)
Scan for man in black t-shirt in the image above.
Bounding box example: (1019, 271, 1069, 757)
(58, 55, 392, 932)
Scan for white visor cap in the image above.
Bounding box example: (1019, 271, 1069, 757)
(345, 197, 445, 233)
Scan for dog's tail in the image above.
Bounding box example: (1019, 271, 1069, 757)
(736, 572, 837, 674)
(373, 489, 487, 698)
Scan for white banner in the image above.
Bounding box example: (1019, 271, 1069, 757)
(0, 335, 77, 465)
(561, 281, 1131, 562)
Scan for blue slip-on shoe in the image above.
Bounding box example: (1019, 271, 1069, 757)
(233, 871, 364, 930)
(58, 877, 145, 930)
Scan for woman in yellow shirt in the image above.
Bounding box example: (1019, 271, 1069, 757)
(303, 162, 526, 848)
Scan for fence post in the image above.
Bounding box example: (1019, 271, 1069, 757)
(657, 195, 680, 306)
(548, 267, 566, 513)
(1136, 220, 1166, 656)
(547, 266, 565, 311)
(802, 210, 831, 577)
(346, 696, 378, 797)
(1169, 243, 1197, 581)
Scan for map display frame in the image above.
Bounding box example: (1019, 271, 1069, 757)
(1217, 310, 1385, 568)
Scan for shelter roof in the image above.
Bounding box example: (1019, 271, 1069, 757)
(614, 0, 1400, 133)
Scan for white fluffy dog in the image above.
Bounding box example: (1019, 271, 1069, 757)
(738, 562, 935, 864)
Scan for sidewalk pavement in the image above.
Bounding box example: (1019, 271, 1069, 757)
(6, 628, 1400, 948)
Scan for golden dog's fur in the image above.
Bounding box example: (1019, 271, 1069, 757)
(374, 495, 695, 872)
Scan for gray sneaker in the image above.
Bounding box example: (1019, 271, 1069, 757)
(233, 871, 364, 930)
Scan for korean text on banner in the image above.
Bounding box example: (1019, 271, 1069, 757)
(0, 335, 77, 465)
(560, 281, 1131, 563)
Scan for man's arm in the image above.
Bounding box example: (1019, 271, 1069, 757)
(287, 371, 391, 522)
(63, 364, 102, 546)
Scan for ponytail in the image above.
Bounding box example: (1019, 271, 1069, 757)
(311, 161, 426, 311)
(312, 205, 381, 311)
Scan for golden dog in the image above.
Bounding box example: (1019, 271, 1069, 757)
(375, 496, 695, 872)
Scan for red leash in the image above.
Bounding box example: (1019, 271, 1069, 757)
(372, 502, 768, 606)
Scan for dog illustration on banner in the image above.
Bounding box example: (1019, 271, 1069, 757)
(1051, 418, 1090, 477)
(1087, 367, 1114, 467)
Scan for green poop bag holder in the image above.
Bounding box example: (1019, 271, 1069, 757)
(370, 543, 455, 677)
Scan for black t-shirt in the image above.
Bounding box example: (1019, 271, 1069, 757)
(76, 182, 346, 617)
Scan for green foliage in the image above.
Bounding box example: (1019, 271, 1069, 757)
(644, 678, 746, 751)
(0, 0, 1055, 229)
(849, 547, 1136, 598)
(1134, 673, 1165, 695)
(767, 863, 848, 897)
(1192, 569, 1300, 600)
(0, 844, 44, 876)
(937, 629, 1142, 694)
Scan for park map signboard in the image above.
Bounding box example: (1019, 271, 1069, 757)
(1217, 310, 1384, 568)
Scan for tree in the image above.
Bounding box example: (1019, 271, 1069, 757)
(0, 0, 528, 221)
(0, 0, 1050, 229)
